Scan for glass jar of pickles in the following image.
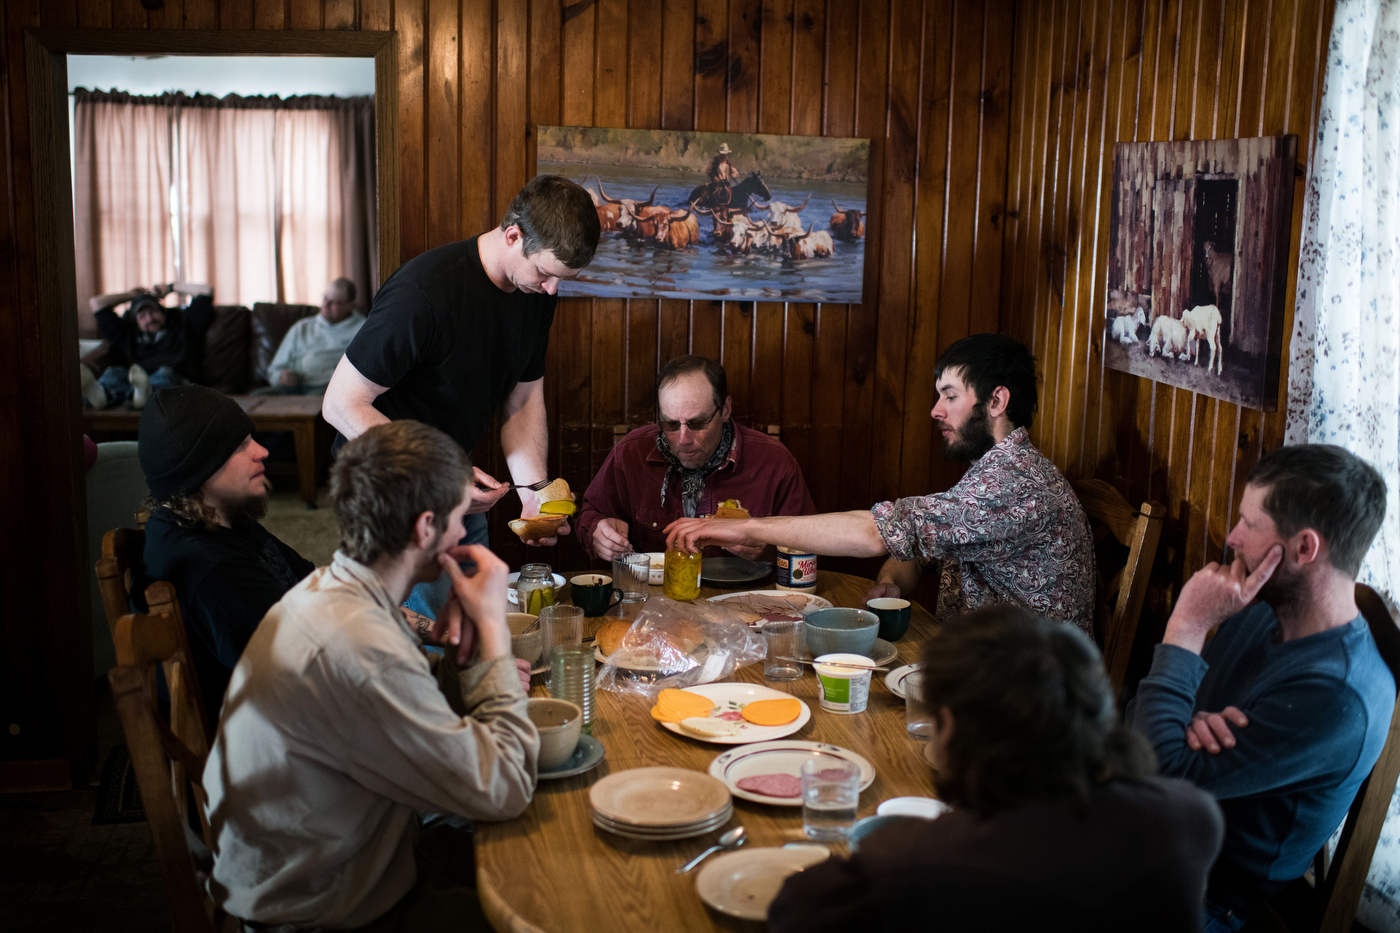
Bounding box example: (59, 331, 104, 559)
(663, 548, 702, 600)
(516, 563, 557, 616)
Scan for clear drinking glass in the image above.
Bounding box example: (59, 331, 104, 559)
(612, 552, 650, 598)
(539, 604, 584, 674)
(548, 643, 595, 734)
(762, 619, 805, 682)
(904, 671, 933, 737)
(801, 757, 861, 841)
(606, 594, 648, 623)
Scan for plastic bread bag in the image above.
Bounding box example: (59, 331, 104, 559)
(594, 594, 767, 700)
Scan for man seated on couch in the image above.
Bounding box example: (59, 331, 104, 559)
(257, 277, 366, 396)
(136, 385, 315, 719)
(84, 281, 215, 410)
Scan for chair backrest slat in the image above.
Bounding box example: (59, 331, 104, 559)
(109, 665, 217, 933)
(1071, 479, 1165, 696)
(1316, 585, 1400, 933)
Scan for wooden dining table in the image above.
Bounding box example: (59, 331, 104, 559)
(475, 570, 942, 933)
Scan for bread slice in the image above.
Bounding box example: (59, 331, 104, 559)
(507, 515, 567, 541)
(595, 619, 633, 657)
(714, 498, 750, 520)
(678, 716, 743, 738)
(534, 478, 572, 503)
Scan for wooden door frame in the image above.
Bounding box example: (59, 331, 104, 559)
(18, 28, 398, 785)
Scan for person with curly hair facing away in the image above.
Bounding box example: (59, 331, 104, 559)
(769, 606, 1224, 933)
(137, 385, 314, 720)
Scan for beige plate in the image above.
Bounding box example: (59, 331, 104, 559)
(695, 847, 830, 921)
(588, 766, 732, 828)
(592, 807, 732, 841)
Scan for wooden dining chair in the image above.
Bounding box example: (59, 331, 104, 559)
(95, 527, 145, 640)
(1071, 479, 1165, 696)
(110, 606, 237, 933)
(1309, 585, 1400, 932)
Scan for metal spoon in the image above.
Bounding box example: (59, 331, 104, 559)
(675, 825, 746, 874)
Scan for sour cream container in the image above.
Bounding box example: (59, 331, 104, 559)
(776, 546, 818, 591)
(813, 653, 874, 714)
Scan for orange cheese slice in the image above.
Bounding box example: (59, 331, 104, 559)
(740, 698, 802, 726)
(650, 688, 717, 723)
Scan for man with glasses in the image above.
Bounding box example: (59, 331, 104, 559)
(576, 355, 815, 560)
(666, 334, 1095, 632)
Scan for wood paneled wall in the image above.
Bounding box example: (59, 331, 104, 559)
(998, 0, 1333, 617)
(0, 0, 1018, 771)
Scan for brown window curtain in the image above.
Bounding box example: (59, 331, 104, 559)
(72, 90, 176, 338)
(72, 90, 377, 321)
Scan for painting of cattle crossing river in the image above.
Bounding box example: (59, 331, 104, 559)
(538, 126, 870, 304)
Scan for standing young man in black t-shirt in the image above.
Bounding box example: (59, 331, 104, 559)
(322, 174, 601, 619)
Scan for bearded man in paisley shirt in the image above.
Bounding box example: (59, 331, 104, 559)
(665, 333, 1095, 634)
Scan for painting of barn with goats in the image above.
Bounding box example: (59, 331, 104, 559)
(538, 126, 870, 304)
(1103, 136, 1296, 411)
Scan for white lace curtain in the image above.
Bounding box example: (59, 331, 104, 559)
(1286, 1, 1400, 925)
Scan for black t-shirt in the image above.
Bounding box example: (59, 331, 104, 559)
(141, 509, 315, 721)
(768, 776, 1224, 933)
(339, 236, 556, 455)
(95, 294, 215, 381)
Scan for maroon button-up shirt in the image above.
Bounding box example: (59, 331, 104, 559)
(577, 423, 817, 559)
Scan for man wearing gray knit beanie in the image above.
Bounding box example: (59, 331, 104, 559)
(137, 385, 314, 720)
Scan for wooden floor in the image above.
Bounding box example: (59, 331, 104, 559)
(1, 679, 170, 932)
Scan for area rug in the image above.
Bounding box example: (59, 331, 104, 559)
(92, 744, 145, 825)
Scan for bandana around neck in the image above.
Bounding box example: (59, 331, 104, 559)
(656, 419, 735, 517)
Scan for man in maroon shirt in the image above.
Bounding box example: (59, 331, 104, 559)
(576, 355, 816, 560)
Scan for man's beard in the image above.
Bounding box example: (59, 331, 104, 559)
(225, 492, 269, 525)
(941, 402, 997, 462)
(1256, 559, 1305, 616)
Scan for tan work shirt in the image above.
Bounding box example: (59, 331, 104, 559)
(203, 550, 538, 929)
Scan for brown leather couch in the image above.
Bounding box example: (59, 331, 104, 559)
(82, 302, 319, 395)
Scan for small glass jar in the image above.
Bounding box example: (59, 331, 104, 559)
(663, 548, 702, 600)
(517, 562, 557, 616)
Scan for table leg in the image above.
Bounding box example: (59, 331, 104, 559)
(293, 420, 318, 509)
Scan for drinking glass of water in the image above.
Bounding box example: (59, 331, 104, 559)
(801, 757, 861, 841)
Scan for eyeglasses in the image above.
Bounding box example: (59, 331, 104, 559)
(658, 407, 720, 434)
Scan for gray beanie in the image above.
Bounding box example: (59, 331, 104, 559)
(138, 385, 256, 499)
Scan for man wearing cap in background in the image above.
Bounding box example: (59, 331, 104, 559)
(137, 385, 314, 719)
(83, 280, 216, 410)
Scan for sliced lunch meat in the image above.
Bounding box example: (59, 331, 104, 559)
(736, 773, 803, 798)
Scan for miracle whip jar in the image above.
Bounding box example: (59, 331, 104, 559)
(776, 546, 818, 592)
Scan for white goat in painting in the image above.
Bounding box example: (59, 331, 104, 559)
(1148, 315, 1191, 360)
(1110, 307, 1147, 344)
(1180, 303, 1224, 375)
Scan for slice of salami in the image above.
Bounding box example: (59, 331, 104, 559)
(735, 773, 803, 798)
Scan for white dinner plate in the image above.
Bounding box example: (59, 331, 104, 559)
(588, 766, 731, 827)
(695, 847, 830, 921)
(876, 796, 950, 819)
(705, 589, 833, 626)
(658, 683, 812, 745)
(709, 740, 876, 806)
(884, 663, 924, 699)
(593, 809, 732, 842)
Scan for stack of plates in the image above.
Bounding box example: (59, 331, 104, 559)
(588, 766, 733, 841)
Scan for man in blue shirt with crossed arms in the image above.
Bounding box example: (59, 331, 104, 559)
(1130, 444, 1395, 932)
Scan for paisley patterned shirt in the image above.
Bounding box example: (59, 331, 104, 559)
(871, 427, 1095, 633)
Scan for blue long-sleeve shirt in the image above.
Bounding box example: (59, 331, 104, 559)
(1129, 603, 1394, 909)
